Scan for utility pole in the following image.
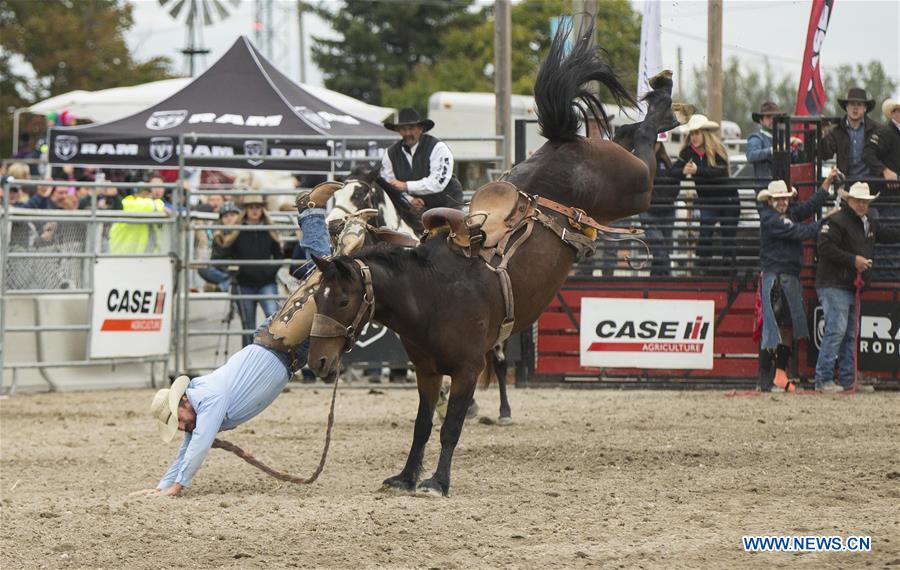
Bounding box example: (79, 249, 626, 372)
(494, 0, 512, 169)
(707, 0, 723, 124)
(297, 0, 307, 83)
(676, 46, 683, 100)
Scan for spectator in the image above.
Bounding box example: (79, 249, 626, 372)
(639, 138, 677, 276)
(108, 186, 168, 254)
(77, 185, 123, 210)
(668, 114, 733, 275)
(213, 194, 283, 347)
(195, 194, 224, 214)
(198, 201, 240, 293)
(820, 87, 880, 180)
(862, 98, 900, 280)
(1, 175, 25, 206)
(381, 107, 463, 214)
(756, 171, 838, 392)
(814, 182, 900, 392)
(746, 102, 803, 181)
(148, 174, 173, 211)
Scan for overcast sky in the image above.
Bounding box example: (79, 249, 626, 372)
(127, 0, 900, 98)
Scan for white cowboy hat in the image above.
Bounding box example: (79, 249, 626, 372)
(760, 179, 798, 201)
(149, 375, 190, 442)
(839, 181, 879, 202)
(883, 98, 900, 120)
(685, 114, 719, 133)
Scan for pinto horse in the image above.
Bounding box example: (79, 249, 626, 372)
(308, 20, 678, 496)
(327, 167, 423, 237)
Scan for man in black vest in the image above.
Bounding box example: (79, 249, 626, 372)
(381, 107, 463, 212)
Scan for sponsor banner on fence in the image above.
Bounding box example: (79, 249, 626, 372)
(580, 298, 715, 369)
(90, 258, 173, 358)
(808, 300, 900, 372)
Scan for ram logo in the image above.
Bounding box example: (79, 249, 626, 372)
(149, 137, 175, 163)
(54, 135, 79, 161)
(146, 110, 188, 130)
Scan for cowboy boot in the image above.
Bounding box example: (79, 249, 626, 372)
(758, 349, 774, 392)
(772, 344, 796, 392)
(295, 181, 343, 215)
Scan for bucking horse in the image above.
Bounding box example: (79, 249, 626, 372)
(308, 19, 679, 496)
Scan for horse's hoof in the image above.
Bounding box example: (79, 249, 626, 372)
(417, 478, 447, 498)
(466, 400, 479, 419)
(382, 474, 416, 492)
(497, 416, 513, 426)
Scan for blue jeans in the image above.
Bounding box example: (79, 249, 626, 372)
(814, 287, 857, 389)
(760, 272, 809, 350)
(640, 210, 675, 276)
(292, 208, 331, 278)
(697, 199, 739, 265)
(198, 266, 231, 291)
(234, 282, 280, 347)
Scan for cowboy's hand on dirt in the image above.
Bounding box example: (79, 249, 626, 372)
(155, 483, 183, 497)
(128, 488, 160, 496)
(854, 256, 873, 272)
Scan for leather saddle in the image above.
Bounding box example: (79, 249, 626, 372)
(422, 181, 535, 255)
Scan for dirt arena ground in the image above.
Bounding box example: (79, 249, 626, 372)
(1, 385, 898, 569)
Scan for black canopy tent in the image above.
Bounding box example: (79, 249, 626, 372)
(48, 36, 393, 172)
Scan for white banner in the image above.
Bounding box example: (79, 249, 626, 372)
(90, 258, 173, 358)
(580, 298, 715, 369)
(636, 0, 663, 119)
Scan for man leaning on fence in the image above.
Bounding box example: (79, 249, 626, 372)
(756, 171, 838, 392)
(814, 182, 900, 392)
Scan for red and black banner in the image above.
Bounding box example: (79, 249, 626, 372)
(794, 0, 835, 116)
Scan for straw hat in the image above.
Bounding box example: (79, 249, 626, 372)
(149, 375, 190, 442)
(839, 181, 879, 202)
(685, 114, 719, 132)
(241, 193, 265, 207)
(757, 180, 797, 202)
(883, 98, 900, 121)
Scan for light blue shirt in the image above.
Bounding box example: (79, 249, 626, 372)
(158, 344, 289, 489)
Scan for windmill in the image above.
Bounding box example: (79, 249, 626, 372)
(158, 0, 239, 76)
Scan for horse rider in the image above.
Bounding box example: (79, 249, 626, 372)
(380, 107, 464, 213)
(756, 170, 838, 392)
(131, 188, 337, 497)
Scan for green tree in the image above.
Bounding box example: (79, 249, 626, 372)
(310, 0, 480, 106)
(689, 59, 897, 137)
(381, 0, 641, 113)
(822, 62, 898, 118)
(0, 0, 173, 157)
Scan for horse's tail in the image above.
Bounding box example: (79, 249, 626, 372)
(534, 15, 635, 143)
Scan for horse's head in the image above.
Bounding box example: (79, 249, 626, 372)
(308, 255, 374, 381)
(326, 166, 382, 224)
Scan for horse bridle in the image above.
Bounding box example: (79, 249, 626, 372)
(310, 259, 375, 353)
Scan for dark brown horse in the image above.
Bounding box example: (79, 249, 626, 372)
(308, 20, 677, 496)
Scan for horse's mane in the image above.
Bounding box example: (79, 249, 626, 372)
(534, 15, 635, 143)
(324, 243, 433, 282)
(373, 177, 425, 233)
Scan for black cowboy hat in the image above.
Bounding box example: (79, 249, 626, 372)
(752, 101, 784, 123)
(838, 87, 875, 112)
(383, 107, 435, 132)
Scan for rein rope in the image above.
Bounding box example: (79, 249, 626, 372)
(211, 369, 340, 485)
